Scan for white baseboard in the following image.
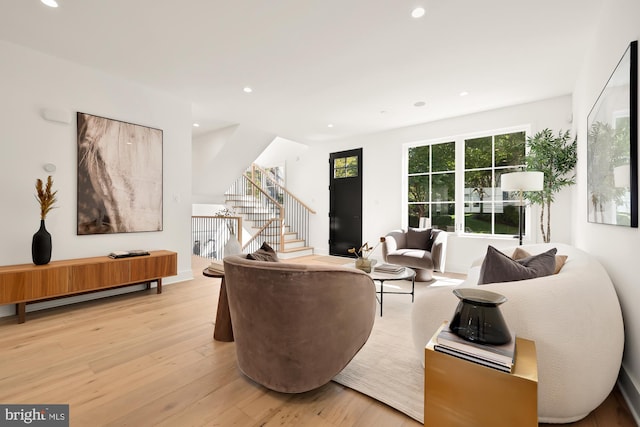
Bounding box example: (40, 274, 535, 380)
(0, 268, 194, 319)
(618, 366, 640, 425)
(440, 261, 470, 275)
(164, 269, 194, 285)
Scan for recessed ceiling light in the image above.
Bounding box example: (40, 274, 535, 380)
(327, 124, 334, 128)
(411, 7, 425, 18)
(380, 110, 387, 114)
(41, 0, 58, 7)
(414, 101, 426, 107)
(459, 91, 469, 97)
(193, 123, 200, 127)
(243, 87, 253, 93)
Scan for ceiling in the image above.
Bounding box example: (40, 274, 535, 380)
(1, 0, 604, 143)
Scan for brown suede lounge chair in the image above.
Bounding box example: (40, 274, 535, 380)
(223, 255, 377, 393)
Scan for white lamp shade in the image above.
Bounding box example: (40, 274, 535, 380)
(614, 164, 630, 188)
(501, 171, 544, 191)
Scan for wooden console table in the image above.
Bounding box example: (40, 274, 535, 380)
(0, 250, 177, 323)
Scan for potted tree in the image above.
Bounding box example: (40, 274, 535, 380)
(524, 129, 577, 243)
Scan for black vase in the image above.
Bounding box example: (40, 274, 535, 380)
(32, 219, 52, 265)
(449, 288, 511, 345)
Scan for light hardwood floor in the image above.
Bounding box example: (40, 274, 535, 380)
(0, 255, 635, 427)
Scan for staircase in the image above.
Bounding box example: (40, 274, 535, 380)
(224, 165, 315, 259)
(224, 194, 313, 258)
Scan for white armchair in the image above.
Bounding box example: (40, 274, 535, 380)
(382, 228, 447, 281)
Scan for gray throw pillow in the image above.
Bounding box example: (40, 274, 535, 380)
(246, 242, 280, 262)
(406, 228, 431, 250)
(478, 246, 557, 285)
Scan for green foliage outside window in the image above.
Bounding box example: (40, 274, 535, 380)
(432, 143, 456, 172)
(334, 156, 358, 178)
(408, 142, 455, 228)
(408, 130, 527, 235)
(465, 137, 492, 169)
(463, 131, 526, 235)
(495, 132, 526, 167)
(408, 146, 430, 174)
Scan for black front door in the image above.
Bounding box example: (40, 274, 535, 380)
(329, 148, 362, 256)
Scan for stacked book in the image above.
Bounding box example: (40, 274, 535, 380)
(373, 263, 404, 273)
(434, 323, 515, 373)
(206, 260, 225, 274)
(108, 250, 150, 259)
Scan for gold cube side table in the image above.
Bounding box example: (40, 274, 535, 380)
(424, 325, 538, 427)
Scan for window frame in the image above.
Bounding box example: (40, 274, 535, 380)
(407, 139, 456, 231)
(403, 125, 532, 239)
(332, 155, 359, 179)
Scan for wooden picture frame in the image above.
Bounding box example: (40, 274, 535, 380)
(77, 112, 163, 234)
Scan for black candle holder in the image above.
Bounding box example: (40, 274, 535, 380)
(449, 288, 512, 345)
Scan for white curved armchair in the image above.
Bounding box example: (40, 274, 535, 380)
(382, 228, 447, 281)
(411, 243, 624, 423)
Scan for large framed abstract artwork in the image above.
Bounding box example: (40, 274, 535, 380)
(77, 112, 163, 235)
(587, 40, 638, 227)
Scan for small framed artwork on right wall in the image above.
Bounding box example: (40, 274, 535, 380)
(587, 40, 638, 227)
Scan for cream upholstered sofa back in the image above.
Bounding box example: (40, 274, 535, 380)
(411, 243, 624, 423)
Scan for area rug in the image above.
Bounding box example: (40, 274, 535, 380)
(332, 275, 463, 423)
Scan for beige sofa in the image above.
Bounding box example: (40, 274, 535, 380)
(223, 255, 377, 393)
(411, 243, 624, 423)
(382, 228, 447, 281)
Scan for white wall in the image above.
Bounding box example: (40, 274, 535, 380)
(192, 125, 276, 204)
(255, 136, 309, 173)
(288, 95, 574, 273)
(572, 0, 640, 419)
(0, 41, 194, 317)
(192, 126, 237, 204)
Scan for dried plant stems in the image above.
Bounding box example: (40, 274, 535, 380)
(35, 175, 57, 220)
(348, 237, 386, 259)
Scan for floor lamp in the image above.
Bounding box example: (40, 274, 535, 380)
(501, 171, 544, 245)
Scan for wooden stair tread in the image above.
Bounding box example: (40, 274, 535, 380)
(277, 246, 313, 253)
